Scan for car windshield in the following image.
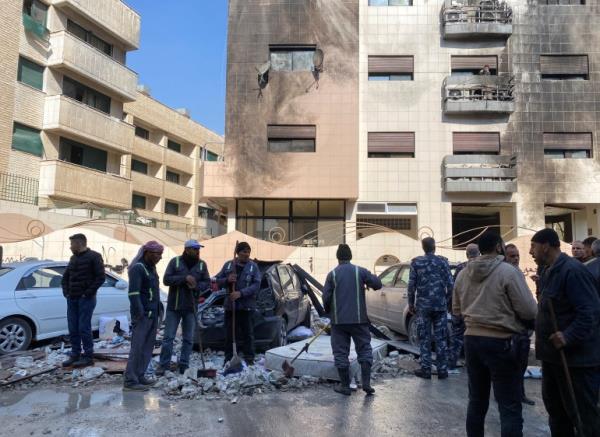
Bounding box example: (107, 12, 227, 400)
(0, 267, 13, 277)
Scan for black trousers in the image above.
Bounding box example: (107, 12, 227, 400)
(124, 315, 158, 386)
(464, 335, 523, 437)
(542, 361, 600, 437)
(225, 310, 255, 361)
(331, 323, 372, 369)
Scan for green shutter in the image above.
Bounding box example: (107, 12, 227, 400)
(206, 151, 219, 161)
(17, 57, 44, 90)
(22, 13, 48, 40)
(12, 123, 43, 157)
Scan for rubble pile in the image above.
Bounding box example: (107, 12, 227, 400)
(372, 351, 420, 378)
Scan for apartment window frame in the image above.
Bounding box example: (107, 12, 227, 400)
(540, 55, 589, 81)
(17, 56, 44, 91)
(164, 201, 180, 216)
(450, 55, 498, 76)
(269, 45, 317, 72)
(369, 0, 413, 5)
(23, 0, 48, 26)
(267, 125, 316, 153)
(543, 132, 593, 159)
(367, 132, 416, 158)
(132, 194, 147, 210)
(166, 170, 181, 185)
(368, 56, 414, 81)
(134, 126, 150, 140)
(62, 76, 111, 114)
(66, 19, 113, 57)
(12, 122, 43, 157)
(544, 149, 591, 159)
(540, 0, 585, 4)
(58, 137, 108, 173)
(131, 159, 148, 175)
(167, 139, 182, 154)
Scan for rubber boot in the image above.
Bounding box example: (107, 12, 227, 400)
(361, 362, 375, 395)
(334, 368, 352, 396)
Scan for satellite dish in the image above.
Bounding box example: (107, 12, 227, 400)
(313, 49, 324, 71)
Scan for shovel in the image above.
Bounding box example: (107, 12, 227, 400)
(197, 329, 216, 378)
(224, 241, 244, 375)
(282, 323, 331, 378)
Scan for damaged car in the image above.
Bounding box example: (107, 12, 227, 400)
(195, 261, 312, 351)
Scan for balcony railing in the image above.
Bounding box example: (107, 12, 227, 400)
(441, 0, 512, 39)
(443, 154, 517, 193)
(443, 75, 515, 114)
(0, 172, 39, 205)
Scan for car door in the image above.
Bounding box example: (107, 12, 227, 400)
(92, 274, 130, 329)
(386, 266, 411, 335)
(15, 265, 68, 337)
(366, 266, 399, 327)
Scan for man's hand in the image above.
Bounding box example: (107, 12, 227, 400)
(549, 331, 567, 350)
(230, 291, 242, 301)
(408, 305, 416, 315)
(227, 273, 237, 284)
(186, 275, 197, 289)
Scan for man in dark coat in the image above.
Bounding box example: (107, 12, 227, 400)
(323, 244, 382, 396)
(585, 239, 600, 285)
(61, 233, 105, 368)
(408, 237, 454, 379)
(124, 241, 163, 391)
(530, 228, 600, 436)
(156, 240, 210, 375)
(215, 242, 261, 365)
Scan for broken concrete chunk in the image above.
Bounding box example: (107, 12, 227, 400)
(15, 356, 34, 369)
(81, 367, 104, 380)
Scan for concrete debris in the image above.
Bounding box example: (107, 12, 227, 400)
(15, 356, 34, 369)
(81, 367, 104, 380)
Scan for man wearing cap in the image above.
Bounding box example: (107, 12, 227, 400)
(156, 240, 210, 375)
(61, 233, 105, 368)
(323, 244, 382, 396)
(215, 242, 261, 365)
(530, 228, 600, 436)
(124, 241, 163, 391)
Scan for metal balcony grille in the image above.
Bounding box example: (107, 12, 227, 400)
(0, 172, 39, 205)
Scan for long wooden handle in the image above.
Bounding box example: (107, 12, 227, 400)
(290, 324, 331, 364)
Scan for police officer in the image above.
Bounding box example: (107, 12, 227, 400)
(408, 237, 454, 379)
(215, 242, 261, 365)
(323, 244, 383, 396)
(156, 240, 210, 375)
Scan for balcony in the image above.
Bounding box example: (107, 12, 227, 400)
(47, 31, 138, 101)
(443, 75, 514, 114)
(441, 0, 512, 40)
(48, 0, 140, 49)
(132, 136, 164, 163)
(131, 171, 162, 196)
(165, 149, 194, 175)
(44, 95, 134, 154)
(39, 160, 131, 209)
(443, 154, 517, 193)
(165, 181, 193, 205)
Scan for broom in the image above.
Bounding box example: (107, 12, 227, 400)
(224, 241, 244, 375)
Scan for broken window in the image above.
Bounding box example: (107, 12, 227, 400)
(267, 125, 316, 153)
(543, 132, 592, 159)
(269, 45, 316, 72)
(540, 55, 588, 81)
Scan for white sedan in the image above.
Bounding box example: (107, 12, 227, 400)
(0, 260, 166, 354)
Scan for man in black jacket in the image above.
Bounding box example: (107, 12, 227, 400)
(61, 233, 105, 368)
(156, 240, 210, 375)
(530, 228, 600, 437)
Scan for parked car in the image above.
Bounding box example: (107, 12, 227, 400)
(0, 260, 167, 354)
(195, 261, 312, 351)
(366, 262, 458, 346)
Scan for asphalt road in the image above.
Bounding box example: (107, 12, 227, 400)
(0, 372, 549, 437)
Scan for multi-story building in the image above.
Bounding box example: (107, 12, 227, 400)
(1, 0, 224, 236)
(205, 0, 599, 252)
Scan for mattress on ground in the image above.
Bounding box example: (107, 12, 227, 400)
(265, 335, 387, 381)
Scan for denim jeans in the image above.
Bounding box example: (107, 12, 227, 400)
(464, 335, 523, 437)
(67, 296, 97, 358)
(159, 310, 196, 368)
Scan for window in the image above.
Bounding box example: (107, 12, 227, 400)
(19, 267, 65, 289)
(132, 194, 147, 209)
(394, 267, 411, 287)
(541, 0, 585, 4)
(369, 0, 413, 5)
(131, 159, 148, 174)
(23, 0, 48, 23)
(380, 268, 399, 287)
(12, 123, 43, 157)
(543, 133, 592, 159)
(368, 132, 415, 158)
(451, 56, 498, 76)
(102, 275, 117, 288)
(17, 57, 44, 90)
(165, 201, 180, 216)
(205, 150, 219, 161)
(166, 170, 181, 184)
(540, 55, 588, 80)
(270, 45, 316, 72)
(167, 139, 182, 153)
(59, 137, 107, 172)
(453, 132, 500, 155)
(135, 126, 149, 140)
(368, 56, 414, 81)
(67, 20, 113, 57)
(267, 125, 316, 153)
(63, 76, 111, 114)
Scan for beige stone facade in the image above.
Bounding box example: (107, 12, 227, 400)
(1, 0, 224, 238)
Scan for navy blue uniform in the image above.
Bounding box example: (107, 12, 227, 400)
(408, 253, 453, 373)
(323, 262, 382, 369)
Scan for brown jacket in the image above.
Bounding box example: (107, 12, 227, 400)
(453, 254, 537, 338)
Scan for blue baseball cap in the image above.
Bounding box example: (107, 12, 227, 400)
(184, 239, 204, 249)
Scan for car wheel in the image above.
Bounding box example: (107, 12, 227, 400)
(301, 304, 312, 328)
(407, 316, 419, 347)
(271, 317, 288, 349)
(0, 318, 32, 354)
